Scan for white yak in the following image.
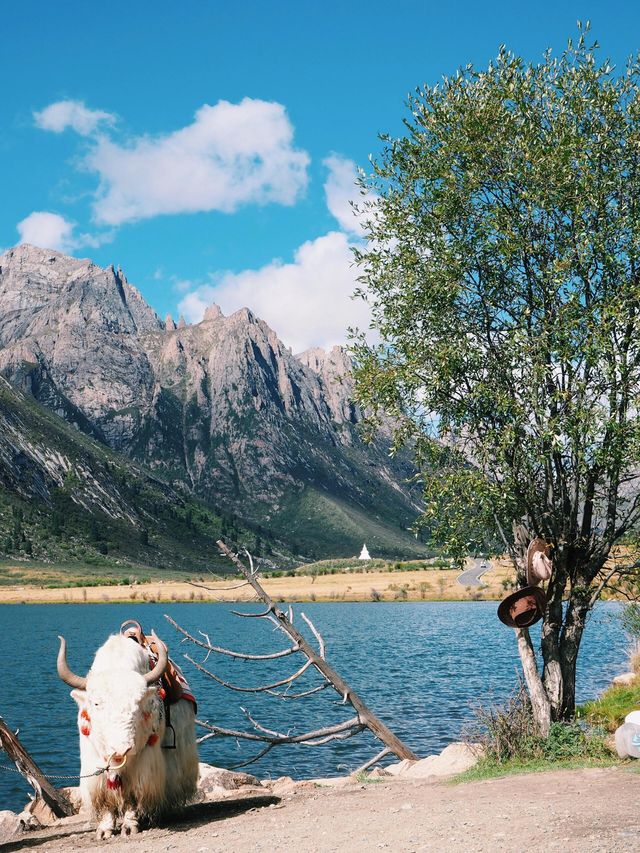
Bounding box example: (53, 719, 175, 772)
(57, 631, 198, 838)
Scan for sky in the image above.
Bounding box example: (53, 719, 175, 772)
(3, 1, 640, 352)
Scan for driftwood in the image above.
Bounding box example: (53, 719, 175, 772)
(0, 715, 74, 818)
(167, 540, 418, 769)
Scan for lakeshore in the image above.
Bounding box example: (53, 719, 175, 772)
(5, 766, 639, 853)
(0, 561, 512, 605)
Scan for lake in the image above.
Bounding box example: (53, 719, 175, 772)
(0, 600, 628, 812)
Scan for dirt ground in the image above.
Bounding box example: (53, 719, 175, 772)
(4, 767, 640, 853)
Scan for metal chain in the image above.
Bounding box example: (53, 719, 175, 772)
(0, 762, 106, 781)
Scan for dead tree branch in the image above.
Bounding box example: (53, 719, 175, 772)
(0, 715, 74, 818)
(166, 615, 301, 660)
(215, 541, 417, 760)
(185, 653, 314, 693)
(167, 541, 418, 769)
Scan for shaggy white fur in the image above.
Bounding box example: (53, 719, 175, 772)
(68, 634, 198, 838)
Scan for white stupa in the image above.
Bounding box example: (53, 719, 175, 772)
(358, 543, 371, 561)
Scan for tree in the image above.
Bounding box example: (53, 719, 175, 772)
(352, 27, 640, 733)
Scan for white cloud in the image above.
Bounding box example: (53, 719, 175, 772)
(323, 153, 380, 239)
(178, 231, 372, 353)
(16, 211, 110, 254)
(77, 98, 310, 226)
(34, 100, 116, 136)
(323, 154, 365, 235)
(16, 212, 76, 252)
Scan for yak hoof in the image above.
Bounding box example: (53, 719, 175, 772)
(122, 810, 140, 836)
(96, 827, 113, 840)
(96, 813, 116, 839)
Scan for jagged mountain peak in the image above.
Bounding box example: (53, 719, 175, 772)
(0, 244, 162, 336)
(297, 344, 352, 375)
(0, 247, 422, 558)
(203, 304, 223, 322)
(1, 243, 99, 285)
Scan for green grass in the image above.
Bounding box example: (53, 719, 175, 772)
(352, 771, 388, 784)
(0, 559, 206, 588)
(578, 679, 640, 731)
(452, 754, 622, 784)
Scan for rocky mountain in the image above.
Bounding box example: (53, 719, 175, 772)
(0, 376, 258, 572)
(0, 244, 423, 559)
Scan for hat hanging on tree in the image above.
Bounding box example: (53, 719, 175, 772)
(497, 586, 547, 629)
(526, 538, 554, 586)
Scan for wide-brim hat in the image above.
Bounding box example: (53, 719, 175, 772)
(615, 722, 640, 759)
(526, 538, 553, 586)
(497, 586, 547, 629)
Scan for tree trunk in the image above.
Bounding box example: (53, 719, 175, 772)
(515, 627, 551, 736)
(558, 595, 589, 720)
(541, 575, 565, 720)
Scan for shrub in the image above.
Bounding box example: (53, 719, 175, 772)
(470, 685, 542, 763)
(469, 683, 612, 765)
(418, 581, 431, 599)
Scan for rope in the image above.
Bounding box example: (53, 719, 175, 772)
(0, 762, 106, 781)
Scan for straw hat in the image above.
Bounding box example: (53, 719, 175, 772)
(497, 586, 547, 629)
(526, 538, 554, 586)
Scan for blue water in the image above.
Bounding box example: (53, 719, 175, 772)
(0, 601, 627, 812)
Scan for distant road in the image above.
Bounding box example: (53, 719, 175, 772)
(457, 558, 489, 587)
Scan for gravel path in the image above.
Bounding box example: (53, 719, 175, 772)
(5, 767, 640, 853)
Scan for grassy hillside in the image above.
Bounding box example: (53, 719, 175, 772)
(274, 486, 428, 561)
(0, 374, 431, 577)
(0, 377, 281, 575)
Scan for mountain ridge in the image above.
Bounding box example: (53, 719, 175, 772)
(0, 243, 423, 559)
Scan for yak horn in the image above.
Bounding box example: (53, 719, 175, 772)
(144, 632, 168, 685)
(57, 636, 87, 690)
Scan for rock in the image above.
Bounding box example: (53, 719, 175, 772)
(0, 810, 23, 838)
(20, 797, 57, 827)
(261, 775, 298, 795)
(394, 743, 483, 780)
(385, 758, 416, 777)
(59, 786, 83, 812)
(306, 776, 353, 789)
(198, 763, 263, 798)
(165, 313, 176, 330)
(615, 722, 640, 758)
(203, 304, 223, 322)
(261, 775, 322, 795)
(366, 767, 391, 779)
(613, 672, 637, 686)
